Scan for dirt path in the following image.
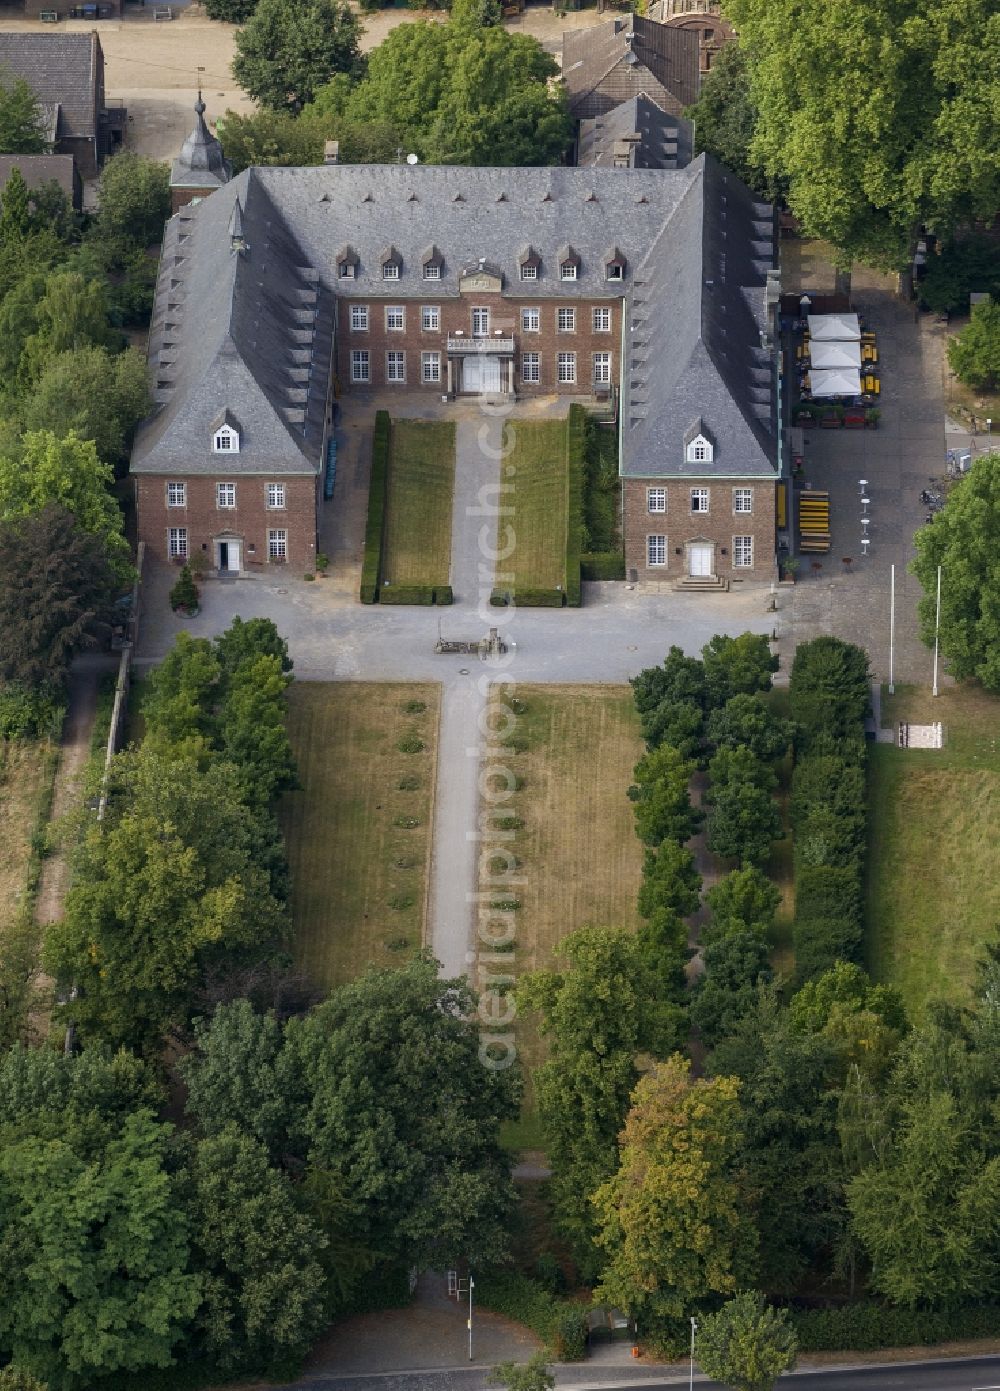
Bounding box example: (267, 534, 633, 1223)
(34, 659, 109, 927)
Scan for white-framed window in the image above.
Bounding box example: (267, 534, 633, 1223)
(166, 481, 186, 508)
(686, 434, 713, 463)
(382, 262, 400, 280)
(168, 526, 188, 559)
(386, 351, 406, 383)
(593, 306, 611, 332)
(593, 352, 611, 384)
(520, 263, 538, 281)
(268, 529, 287, 561)
(557, 307, 576, 332)
(606, 262, 624, 282)
(522, 352, 540, 384)
(385, 305, 405, 332)
(213, 424, 239, 453)
(267, 483, 285, 509)
(691, 487, 710, 513)
(647, 487, 666, 513)
(472, 307, 490, 337)
(351, 349, 370, 383)
(217, 482, 236, 509)
(560, 261, 577, 281)
(733, 487, 753, 514)
(734, 535, 754, 568)
(522, 308, 540, 333)
(422, 262, 441, 280)
(350, 304, 368, 332)
(557, 352, 576, 384)
(421, 351, 441, 383)
(647, 534, 667, 567)
(421, 305, 440, 331)
(337, 259, 355, 279)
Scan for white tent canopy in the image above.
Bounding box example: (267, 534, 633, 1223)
(810, 339, 862, 369)
(807, 312, 861, 342)
(810, 367, 862, 397)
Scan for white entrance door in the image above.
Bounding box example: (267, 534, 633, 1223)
(462, 356, 502, 393)
(217, 540, 241, 572)
(688, 543, 714, 577)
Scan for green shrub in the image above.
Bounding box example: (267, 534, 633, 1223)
(0, 683, 66, 740)
(795, 864, 862, 924)
(789, 637, 870, 749)
(791, 1300, 1000, 1353)
(474, 1271, 587, 1361)
(404, 700, 426, 715)
(581, 550, 625, 580)
(169, 564, 199, 613)
(380, 584, 435, 605)
(397, 734, 424, 754)
(360, 411, 390, 604)
(388, 892, 415, 910)
(434, 584, 454, 605)
(398, 775, 421, 790)
(393, 815, 420, 829)
(793, 916, 863, 982)
(490, 587, 566, 607)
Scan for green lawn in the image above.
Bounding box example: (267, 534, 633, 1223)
(502, 419, 569, 591)
(866, 683, 1000, 1015)
(279, 682, 439, 990)
(382, 420, 455, 587)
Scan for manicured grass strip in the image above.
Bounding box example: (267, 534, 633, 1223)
(866, 683, 1000, 1016)
(382, 420, 456, 589)
(502, 420, 569, 593)
(279, 682, 439, 990)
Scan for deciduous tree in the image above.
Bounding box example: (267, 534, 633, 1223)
(233, 0, 363, 113)
(20, 345, 150, 469)
(182, 1001, 294, 1158)
(94, 152, 171, 250)
(947, 296, 1000, 391)
(0, 505, 117, 690)
(706, 694, 790, 763)
(704, 866, 780, 942)
(695, 1292, 797, 1391)
(0, 75, 48, 154)
(628, 743, 700, 847)
(701, 632, 777, 709)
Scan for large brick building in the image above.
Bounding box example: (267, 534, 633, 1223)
(132, 154, 778, 585)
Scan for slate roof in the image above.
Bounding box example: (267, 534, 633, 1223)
(133, 158, 777, 483)
(562, 16, 701, 119)
(170, 94, 231, 193)
(577, 95, 693, 170)
(622, 156, 779, 478)
(0, 153, 76, 201)
(0, 33, 101, 141)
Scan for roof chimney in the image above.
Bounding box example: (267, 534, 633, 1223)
(323, 140, 340, 165)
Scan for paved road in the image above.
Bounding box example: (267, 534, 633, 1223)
(265, 1353, 1000, 1391)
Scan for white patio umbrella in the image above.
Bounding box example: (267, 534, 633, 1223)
(807, 312, 861, 342)
(809, 367, 862, 397)
(810, 339, 862, 369)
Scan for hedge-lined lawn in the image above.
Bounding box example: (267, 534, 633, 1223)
(866, 683, 1000, 1015)
(481, 685, 645, 1129)
(382, 420, 455, 587)
(279, 682, 439, 989)
(502, 420, 569, 591)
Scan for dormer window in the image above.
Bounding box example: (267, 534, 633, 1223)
(337, 245, 359, 279)
(558, 244, 580, 281)
(519, 245, 541, 281)
(605, 247, 627, 281)
(421, 244, 444, 280)
(381, 245, 402, 280)
(686, 434, 713, 463)
(214, 424, 239, 453)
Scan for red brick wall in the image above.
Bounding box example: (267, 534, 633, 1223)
(334, 291, 620, 395)
(135, 472, 320, 572)
(623, 477, 777, 581)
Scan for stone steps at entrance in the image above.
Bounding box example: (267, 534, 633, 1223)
(672, 575, 730, 593)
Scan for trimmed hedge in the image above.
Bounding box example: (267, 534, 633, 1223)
(490, 587, 566, 608)
(475, 1271, 587, 1360)
(359, 410, 391, 603)
(581, 550, 626, 580)
(791, 1300, 1000, 1353)
(435, 584, 454, 606)
(566, 403, 587, 608)
(380, 584, 435, 606)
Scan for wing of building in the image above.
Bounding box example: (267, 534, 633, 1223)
(132, 151, 778, 586)
(0, 33, 123, 175)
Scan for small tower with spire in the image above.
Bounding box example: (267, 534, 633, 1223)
(169, 90, 231, 212)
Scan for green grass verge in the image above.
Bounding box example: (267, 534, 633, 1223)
(866, 683, 1000, 1016)
(382, 419, 456, 589)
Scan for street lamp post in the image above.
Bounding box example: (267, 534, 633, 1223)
(468, 1276, 475, 1362)
(932, 564, 942, 697)
(689, 1316, 698, 1391)
(889, 563, 895, 695)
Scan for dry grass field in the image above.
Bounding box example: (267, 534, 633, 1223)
(479, 685, 645, 1136)
(382, 420, 455, 588)
(279, 682, 439, 991)
(0, 740, 56, 935)
(867, 683, 1000, 1015)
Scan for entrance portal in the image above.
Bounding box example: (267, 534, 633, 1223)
(461, 356, 502, 394)
(216, 539, 241, 573)
(688, 543, 714, 577)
